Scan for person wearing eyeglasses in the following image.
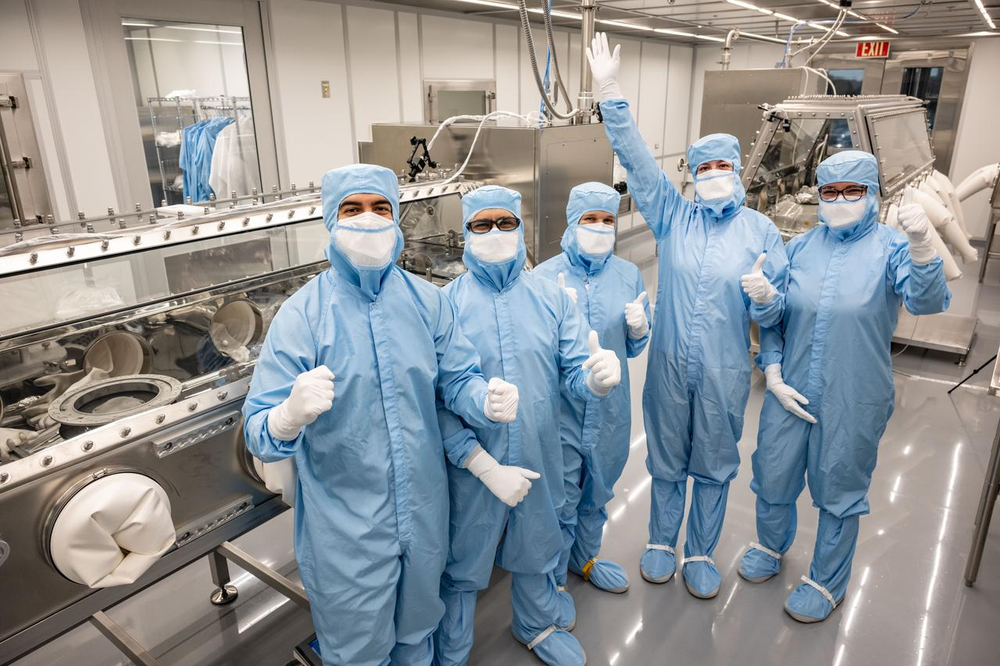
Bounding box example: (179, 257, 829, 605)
(739, 151, 950, 623)
(243, 165, 526, 665)
(434, 185, 623, 666)
(533, 182, 650, 601)
(587, 33, 789, 600)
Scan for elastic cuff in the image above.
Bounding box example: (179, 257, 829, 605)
(682, 555, 716, 566)
(527, 626, 557, 651)
(266, 404, 301, 441)
(800, 575, 838, 607)
(646, 544, 675, 554)
(749, 542, 782, 560)
(581, 557, 598, 581)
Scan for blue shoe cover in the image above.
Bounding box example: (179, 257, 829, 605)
(639, 547, 675, 584)
(739, 547, 780, 583)
(784, 581, 840, 623)
(575, 559, 629, 594)
(516, 628, 586, 666)
(556, 586, 576, 631)
(682, 559, 721, 599)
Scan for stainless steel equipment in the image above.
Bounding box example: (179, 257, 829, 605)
(741, 94, 976, 362)
(976, 161, 1000, 282)
(0, 74, 53, 228)
(0, 177, 468, 664)
(359, 121, 614, 264)
(700, 68, 826, 166)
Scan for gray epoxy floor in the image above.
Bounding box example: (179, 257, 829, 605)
(14, 229, 1000, 666)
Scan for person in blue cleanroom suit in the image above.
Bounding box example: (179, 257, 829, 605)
(534, 182, 651, 596)
(587, 32, 789, 599)
(433, 185, 623, 666)
(242, 164, 529, 666)
(739, 151, 951, 623)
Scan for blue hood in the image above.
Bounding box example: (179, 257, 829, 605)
(816, 150, 880, 242)
(560, 181, 620, 276)
(321, 164, 404, 300)
(688, 133, 746, 219)
(461, 185, 526, 292)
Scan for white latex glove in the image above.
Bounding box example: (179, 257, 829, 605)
(484, 377, 519, 423)
(764, 364, 816, 424)
(465, 445, 539, 507)
(267, 366, 335, 440)
(898, 188, 936, 266)
(583, 330, 622, 396)
(0, 428, 32, 462)
(586, 32, 624, 102)
(741, 253, 778, 305)
(557, 272, 578, 305)
(624, 291, 649, 339)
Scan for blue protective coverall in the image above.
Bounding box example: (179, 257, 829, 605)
(243, 164, 495, 665)
(434, 186, 597, 666)
(534, 182, 650, 594)
(599, 98, 789, 596)
(742, 151, 951, 621)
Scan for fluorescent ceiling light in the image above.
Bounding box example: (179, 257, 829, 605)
(122, 21, 156, 27)
(450, 0, 516, 9)
(165, 25, 242, 35)
(124, 37, 181, 42)
(876, 22, 900, 35)
(194, 40, 244, 47)
(726, 0, 769, 12)
(696, 34, 726, 42)
(653, 28, 697, 38)
(598, 19, 654, 32)
(772, 12, 799, 22)
(974, 0, 997, 30)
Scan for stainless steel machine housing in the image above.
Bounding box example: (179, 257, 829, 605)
(359, 121, 614, 264)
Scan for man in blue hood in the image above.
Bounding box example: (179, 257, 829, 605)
(740, 151, 950, 623)
(535, 182, 651, 596)
(588, 32, 789, 599)
(243, 164, 527, 665)
(434, 185, 623, 666)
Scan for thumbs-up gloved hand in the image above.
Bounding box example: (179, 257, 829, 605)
(624, 291, 649, 339)
(464, 445, 540, 507)
(557, 272, 578, 305)
(484, 377, 519, 423)
(740, 253, 778, 305)
(898, 187, 936, 266)
(267, 366, 335, 440)
(583, 330, 622, 397)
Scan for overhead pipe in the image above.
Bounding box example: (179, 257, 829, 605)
(575, 0, 598, 124)
(720, 28, 740, 71)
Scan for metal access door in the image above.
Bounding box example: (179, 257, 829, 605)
(880, 50, 970, 175)
(0, 74, 52, 228)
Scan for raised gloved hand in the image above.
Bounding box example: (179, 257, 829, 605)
(484, 377, 519, 423)
(741, 253, 778, 305)
(557, 272, 578, 305)
(764, 364, 816, 424)
(624, 291, 649, 339)
(465, 445, 540, 507)
(586, 32, 624, 102)
(267, 366, 335, 440)
(898, 188, 936, 266)
(583, 330, 622, 397)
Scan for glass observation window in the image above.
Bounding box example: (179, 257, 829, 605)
(122, 19, 262, 206)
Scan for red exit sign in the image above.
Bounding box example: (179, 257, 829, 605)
(856, 41, 891, 58)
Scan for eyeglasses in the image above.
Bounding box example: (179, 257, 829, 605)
(466, 216, 520, 234)
(818, 185, 868, 202)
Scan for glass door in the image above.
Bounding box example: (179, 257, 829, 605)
(82, 0, 278, 211)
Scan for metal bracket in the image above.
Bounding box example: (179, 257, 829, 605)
(0, 95, 15, 108)
(215, 541, 311, 611)
(10, 157, 31, 170)
(89, 611, 161, 666)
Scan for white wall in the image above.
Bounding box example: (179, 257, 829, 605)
(265, 0, 697, 188)
(950, 38, 1000, 239)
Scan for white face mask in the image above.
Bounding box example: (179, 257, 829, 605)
(694, 170, 736, 202)
(819, 198, 868, 229)
(576, 225, 615, 256)
(334, 211, 398, 268)
(467, 229, 520, 263)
